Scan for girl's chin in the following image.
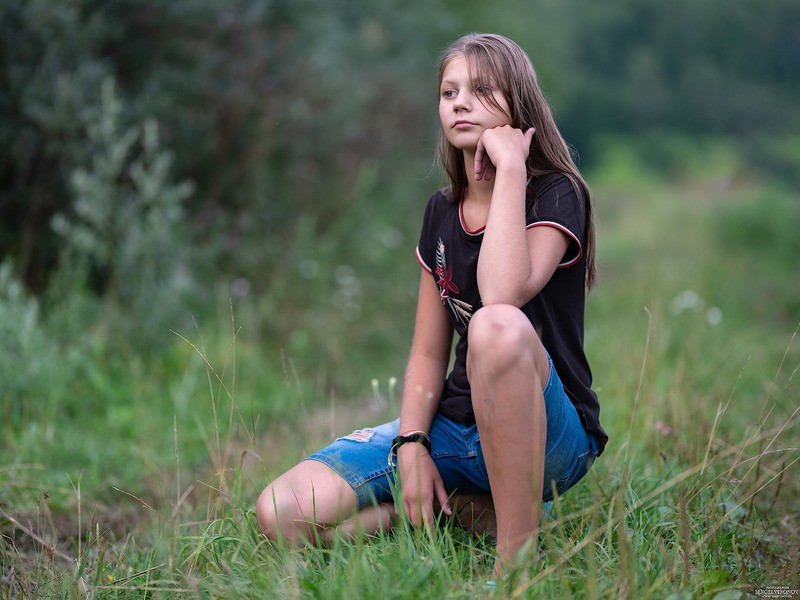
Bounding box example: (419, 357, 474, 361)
(445, 132, 479, 152)
(448, 140, 478, 153)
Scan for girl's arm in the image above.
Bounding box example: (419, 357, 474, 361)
(397, 269, 454, 526)
(474, 126, 569, 306)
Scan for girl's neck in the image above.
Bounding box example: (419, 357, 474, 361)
(463, 151, 494, 205)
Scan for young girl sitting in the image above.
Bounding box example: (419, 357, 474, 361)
(256, 32, 608, 580)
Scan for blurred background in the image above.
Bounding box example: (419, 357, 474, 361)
(1, 0, 798, 515)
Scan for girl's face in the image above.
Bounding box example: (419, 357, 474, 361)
(438, 54, 511, 153)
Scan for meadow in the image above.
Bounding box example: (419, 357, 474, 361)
(1, 144, 798, 598)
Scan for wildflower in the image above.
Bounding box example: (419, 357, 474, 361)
(371, 378, 385, 408)
(670, 289, 703, 315)
(654, 420, 672, 436)
(706, 306, 723, 326)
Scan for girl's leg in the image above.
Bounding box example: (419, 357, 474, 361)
(466, 304, 549, 577)
(256, 460, 395, 545)
(450, 493, 497, 537)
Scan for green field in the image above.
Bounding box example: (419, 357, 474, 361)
(3, 2, 799, 597)
(2, 148, 798, 598)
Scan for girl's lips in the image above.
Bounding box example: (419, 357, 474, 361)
(454, 121, 475, 129)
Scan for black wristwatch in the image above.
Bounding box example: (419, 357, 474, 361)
(388, 433, 432, 466)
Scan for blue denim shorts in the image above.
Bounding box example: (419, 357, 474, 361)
(307, 355, 599, 510)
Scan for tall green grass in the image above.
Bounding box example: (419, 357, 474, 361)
(2, 165, 798, 598)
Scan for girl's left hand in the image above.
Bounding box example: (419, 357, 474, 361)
(474, 126, 535, 182)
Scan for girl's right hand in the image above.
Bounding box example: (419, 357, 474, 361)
(397, 441, 452, 528)
(474, 125, 535, 182)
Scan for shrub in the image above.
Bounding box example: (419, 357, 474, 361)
(50, 78, 194, 350)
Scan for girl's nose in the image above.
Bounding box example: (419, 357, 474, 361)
(454, 92, 471, 111)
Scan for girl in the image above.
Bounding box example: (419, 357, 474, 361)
(256, 32, 608, 580)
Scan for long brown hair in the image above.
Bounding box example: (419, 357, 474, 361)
(435, 33, 597, 290)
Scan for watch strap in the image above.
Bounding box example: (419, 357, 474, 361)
(388, 432, 432, 466)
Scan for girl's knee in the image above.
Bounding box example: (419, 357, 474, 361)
(468, 305, 543, 366)
(255, 460, 359, 544)
(469, 304, 530, 344)
(256, 484, 292, 541)
(255, 477, 315, 543)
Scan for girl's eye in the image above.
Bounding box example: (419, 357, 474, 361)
(475, 86, 491, 96)
(442, 90, 456, 99)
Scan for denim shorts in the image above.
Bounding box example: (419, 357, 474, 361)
(306, 355, 599, 510)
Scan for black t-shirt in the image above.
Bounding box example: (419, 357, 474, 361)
(415, 173, 608, 454)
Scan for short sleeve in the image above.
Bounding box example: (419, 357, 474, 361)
(526, 174, 586, 267)
(415, 191, 441, 274)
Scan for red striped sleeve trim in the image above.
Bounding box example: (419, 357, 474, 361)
(527, 221, 583, 268)
(415, 247, 432, 273)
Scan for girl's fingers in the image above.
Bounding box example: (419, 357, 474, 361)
(474, 139, 487, 180)
(475, 141, 496, 181)
(434, 476, 452, 516)
(405, 498, 419, 526)
(475, 126, 533, 179)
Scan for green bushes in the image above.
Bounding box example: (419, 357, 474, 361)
(1, 3, 798, 595)
(3, 0, 798, 315)
(712, 188, 800, 325)
(0, 263, 74, 437)
(51, 78, 193, 349)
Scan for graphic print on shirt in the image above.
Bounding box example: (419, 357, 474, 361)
(435, 238, 474, 325)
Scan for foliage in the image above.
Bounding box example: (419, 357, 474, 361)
(1, 1, 799, 597)
(556, 0, 800, 141)
(0, 0, 115, 289)
(2, 168, 798, 597)
(0, 0, 451, 298)
(51, 77, 193, 349)
(0, 262, 76, 437)
(2, 0, 798, 307)
(712, 188, 800, 324)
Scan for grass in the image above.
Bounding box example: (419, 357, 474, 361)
(1, 163, 799, 598)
